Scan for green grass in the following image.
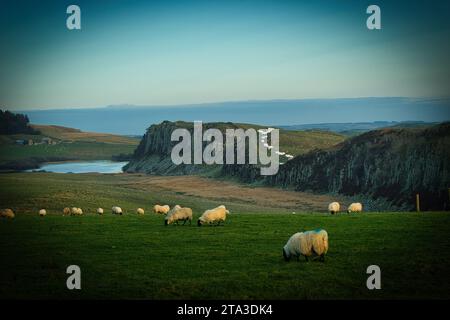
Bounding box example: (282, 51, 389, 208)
(1, 173, 449, 299)
(0, 142, 137, 162)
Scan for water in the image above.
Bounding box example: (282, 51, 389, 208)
(28, 160, 128, 173)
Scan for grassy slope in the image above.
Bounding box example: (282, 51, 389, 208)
(0, 125, 139, 167)
(1, 172, 449, 299)
(0, 142, 137, 162)
(30, 124, 139, 145)
(168, 121, 346, 156)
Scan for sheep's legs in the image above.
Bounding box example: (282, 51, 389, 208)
(304, 256, 308, 262)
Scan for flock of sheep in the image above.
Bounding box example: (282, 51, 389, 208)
(1, 201, 363, 263)
(0, 204, 230, 227)
(328, 201, 363, 214)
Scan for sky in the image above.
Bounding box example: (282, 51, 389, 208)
(0, 0, 449, 110)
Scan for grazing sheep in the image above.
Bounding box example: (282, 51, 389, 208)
(347, 202, 363, 213)
(70, 207, 83, 216)
(112, 206, 123, 215)
(283, 229, 329, 262)
(39, 209, 47, 217)
(63, 207, 71, 216)
(0, 208, 15, 219)
(197, 205, 229, 226)
(136, 208, 145, 215)
(154, 204, 170, 215)
(165, 206, 193, 226)
(328, 202, 340, 215)
(97, 208, 104, 215)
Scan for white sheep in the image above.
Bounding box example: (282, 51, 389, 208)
(63, 207, 71, 216)
(70, 207, 83, 216)
(347, 202, 363, 213)
(39, 209, 46, 217)
(283, 229, 329, 262)
(112, 206, 123, 215)
(197, 205, 229, 226)
(154, 204, 170, 215)
(97, 208, 104, 215)
(0, 208, 15, 219)
(328, 202, 340, 215)
(165, 206, 192, 226)
(136, 208, 145, 215)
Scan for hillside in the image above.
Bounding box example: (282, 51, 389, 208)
(224, 123, 450, 210)
(127, 121, 450, 210)
(279, 121, 437, 136)
(0, 124, 139, 171)
(124, 121, 346, 175)
(30, 124, 139, 145)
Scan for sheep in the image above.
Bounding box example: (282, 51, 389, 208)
(165, 206, 193, 226)
(97, 208, 104, 215)
(112, 206, 123, 215)
(39, 209, 47, 217)
(347, 202, 363, 213)
(328, 202, 340, 215)
(63, 207, 71, 216)
(0, 208, 15, 219)
(197, 205, 229, 226)
(70, 207, 83, 216)
(136, 208, 145, 215)
(154, 204, 170, 215)
(283, 229, 329, 262)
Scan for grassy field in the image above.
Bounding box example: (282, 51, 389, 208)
(0, 142, 137, 162)
(1, 172, 449, 299)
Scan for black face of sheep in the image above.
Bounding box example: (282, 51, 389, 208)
(164, 220, 168, 226)
(282, 248, 290, 261)
(197, 219, 202, 226)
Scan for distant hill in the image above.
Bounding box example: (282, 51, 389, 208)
(279, 121, 438, 136)
(124, 121, 346, 175)
(23, 97, 450, 135)
(30, 124, 139, 145)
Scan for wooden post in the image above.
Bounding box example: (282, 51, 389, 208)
(416, 193, 420, 212)
(448, 188, 450, 211)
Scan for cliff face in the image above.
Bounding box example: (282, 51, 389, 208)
(126, 121, 450, 210)
(267, 123, 450, 210)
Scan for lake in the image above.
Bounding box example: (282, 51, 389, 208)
(28, 160, 128, 173)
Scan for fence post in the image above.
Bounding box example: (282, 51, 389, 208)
(416, 193, 420, 212)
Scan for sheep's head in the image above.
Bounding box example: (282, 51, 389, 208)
(165, 214, 174, 226)
(197, 219, 203, 226)
(282, 247, 290, 261)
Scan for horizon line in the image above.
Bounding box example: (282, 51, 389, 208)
(11, 96, 450, 112)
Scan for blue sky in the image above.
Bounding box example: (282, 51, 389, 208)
(1, 0, 449, 110)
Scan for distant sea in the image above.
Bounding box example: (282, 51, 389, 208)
(22, 97, 450, 135)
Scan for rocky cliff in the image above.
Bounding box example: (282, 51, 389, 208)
(126, 121, 450, 210)
(269, 123, 450, 210)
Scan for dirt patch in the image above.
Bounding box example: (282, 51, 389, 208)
(122, 174, 349, 212)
